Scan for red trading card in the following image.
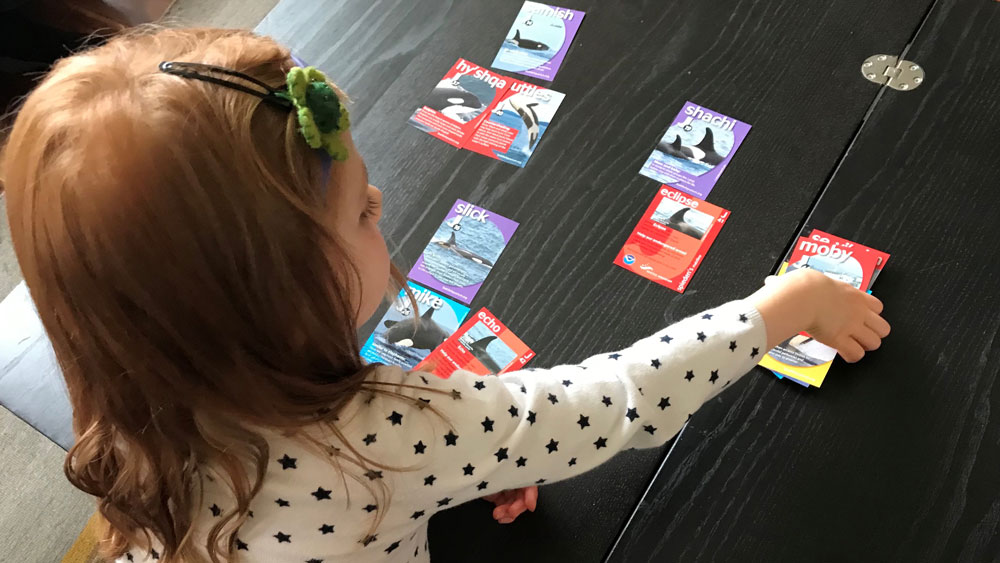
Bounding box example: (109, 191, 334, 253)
(786, 229, 891, 292)
(415, 308, 535, 378)
(613, 185, 730, 293)
(407, 59, 509, 148)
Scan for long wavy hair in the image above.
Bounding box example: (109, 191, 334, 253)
(1, 27, 427, 562)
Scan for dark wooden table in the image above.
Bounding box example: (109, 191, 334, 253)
(2, 0, 997, 561)
(253, 0, 1000, 561)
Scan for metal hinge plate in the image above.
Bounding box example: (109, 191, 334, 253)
(862, 54, 925, 91)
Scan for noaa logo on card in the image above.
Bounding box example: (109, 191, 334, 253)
(623, 254, 636, 265)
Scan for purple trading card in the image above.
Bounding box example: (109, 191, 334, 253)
(491, 2, 585, 82)
(639, 101, 752, 200)
(408, 200, 519, 304)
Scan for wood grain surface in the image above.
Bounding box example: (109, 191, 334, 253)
(608, 0, 1000, 561)
(253, 0, 945, 560)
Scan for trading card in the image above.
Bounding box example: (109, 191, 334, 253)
(415, 308, 535, 378)
(639, 101, 751, 199)
(360, 282, 470, 370)
(491, 1, 586, 81)
(613, 185, 729, 293)
(408, 200, 519, 304)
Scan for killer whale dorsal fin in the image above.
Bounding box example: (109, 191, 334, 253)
(384, 320, 397, 328)
(471, 336, 497, 350)
(514, 29, 521, 41)
(668, 207, 689, 224)
(447, 232, 457, 246)
(695, 128, 715, 152)
(671, 135, 683, 148)
(527, 102, 539, 108)
(421, 307, 435, 320)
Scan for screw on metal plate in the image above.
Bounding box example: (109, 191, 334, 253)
(862, 55, 925, 91)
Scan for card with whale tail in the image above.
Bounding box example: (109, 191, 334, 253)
(415, 308, 535, 378)
(462, 82, 564, 167)
(491, 2, 586, 82)
(361, 281, 470, 370)
(759, 230, 890, 387)
(640, 101, 751, 199)
(409, 58, 565, 166)
(613, 185, 729, 293)
(408, 199, 519, 304)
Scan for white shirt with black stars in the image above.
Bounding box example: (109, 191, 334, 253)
(119, 300, 765, 562)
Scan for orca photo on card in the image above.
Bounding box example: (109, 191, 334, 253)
(491, 2, 585, 81)
(408, 200, 519, 304)
(360, 282, 470, 370)
(640, 101, 751, 199)
(416, 308, 535, 378)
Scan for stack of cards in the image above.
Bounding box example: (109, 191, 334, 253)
(363, 200, 535, 377)
(759, 229, 890, 387)
(409, 59, 565, 167)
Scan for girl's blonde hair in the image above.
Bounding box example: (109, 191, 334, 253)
(2, 27, 421, 561)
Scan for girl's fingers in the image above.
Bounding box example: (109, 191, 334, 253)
(863, 292, 884, 314)
(854, 326, 882, 351)
(866, 313, 891, 338)
(524, 486, 538, 512)
(838, 338, 865, 363)
(507, 499, 527, 518)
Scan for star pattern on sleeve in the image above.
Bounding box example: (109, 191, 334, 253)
(277, 454, 297, 470)
(200, 302, 763, 563)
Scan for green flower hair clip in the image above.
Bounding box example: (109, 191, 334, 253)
(158, 61, 351, 161)
(276, 66, 351, 161)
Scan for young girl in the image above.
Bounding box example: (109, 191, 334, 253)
(1, 28, 888, 563)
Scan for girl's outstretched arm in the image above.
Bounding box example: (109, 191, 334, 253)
(355, 269, 886, 523)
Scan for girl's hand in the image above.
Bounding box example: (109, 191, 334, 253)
(749, 268, 890, 362)
(482, 486, 538, 524)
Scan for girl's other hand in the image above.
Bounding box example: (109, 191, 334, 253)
(749, 268, 890, 362)
(482, 486, 538, 524)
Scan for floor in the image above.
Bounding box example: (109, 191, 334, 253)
(0, 1, 277, 560)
